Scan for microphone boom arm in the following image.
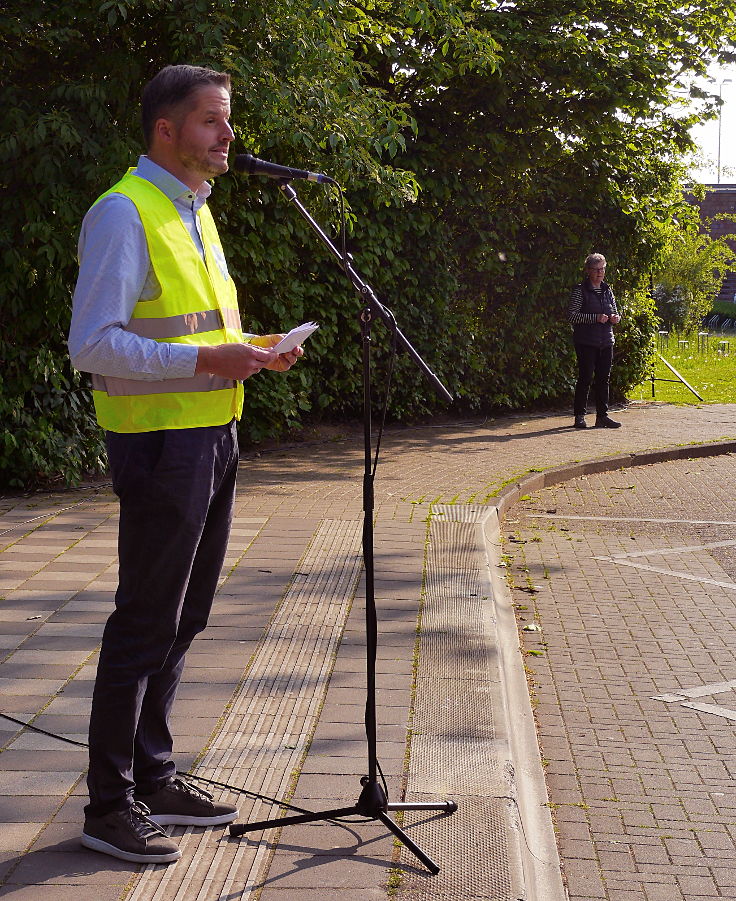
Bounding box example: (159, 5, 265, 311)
(277, 180, 453, 404)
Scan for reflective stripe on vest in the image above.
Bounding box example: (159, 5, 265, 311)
(123, 307, 242, 340)
(91, 372, 234, 397)
(90, 170, 245, 433)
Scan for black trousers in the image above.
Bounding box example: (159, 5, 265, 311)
(573, 342, 613, 417)
(86, 421, 238, 817)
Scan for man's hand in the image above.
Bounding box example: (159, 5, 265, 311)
(195, 343, 279, 380)
(196, 338, 304, 380)
(610, 313, 621, 324)
(596, 313, 609, 323)
(255, 334, 305, 372)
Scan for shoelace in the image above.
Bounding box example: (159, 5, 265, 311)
(169, 777, 214, 802)
(130, 801, 168, 838)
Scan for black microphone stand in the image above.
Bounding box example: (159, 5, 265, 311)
(229, 179, 457, 874)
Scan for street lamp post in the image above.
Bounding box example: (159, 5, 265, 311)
(717, 78, 732, 184)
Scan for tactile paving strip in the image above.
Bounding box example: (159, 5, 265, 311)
(396, 512, 523, 900)
(126, 519, 362, 901)
(398, 797, 517, 901)
(409, 680, 504, 796)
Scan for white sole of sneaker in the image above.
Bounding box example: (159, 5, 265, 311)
(81, 832, 182, 864)
(147, 810, 238, 827)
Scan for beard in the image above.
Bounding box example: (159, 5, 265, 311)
(178, 146, 229, 181)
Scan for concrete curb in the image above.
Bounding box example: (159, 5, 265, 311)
(481, 507, 568, 901)
(492, 439, 736, 521)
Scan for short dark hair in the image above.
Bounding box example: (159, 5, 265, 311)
(141, 64, 231, 148)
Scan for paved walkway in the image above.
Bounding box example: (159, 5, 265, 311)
(505, 450, 736, 901)
(0, 402, 735, 900)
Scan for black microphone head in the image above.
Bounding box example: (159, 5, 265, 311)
(234, 153, 256, 173)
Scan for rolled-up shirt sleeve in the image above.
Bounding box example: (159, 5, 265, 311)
(68, 193, 198, 380)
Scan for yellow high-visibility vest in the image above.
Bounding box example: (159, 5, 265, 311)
(90, 169, 245, 433)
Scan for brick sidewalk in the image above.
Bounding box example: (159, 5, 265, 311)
(506, 451, 736, 901)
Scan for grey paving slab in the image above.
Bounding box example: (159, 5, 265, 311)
(0, 696, 56, 719)
(61, 596, 114, 608)
(33, 623, 105, 637)
(8, 733, 87, 751)
(0, 663, 85, 681)
(0, 677, 66, 695)
(0, 600, 70, 616)
(0, 771, 81, 796)
(22, 637, 100, 653)
(0, 622, 49, 637)
(0, 751, 88, 772)
(318, 702, 409, 727)
(28, 714, 91, 734)
(0, 796, 64, 823)
(259, 889, 391, 901)
(0, 887, 126, 900)
(6, 849, 140, 884)
(0, 822, 45, 852)
(261, 845, 400, 887)
(3, 589, 79, 602)
(3, 650, 89, 666)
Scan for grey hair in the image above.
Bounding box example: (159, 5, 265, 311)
(584, 253, 606, 269)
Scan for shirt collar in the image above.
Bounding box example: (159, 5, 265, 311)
(134, 155, 212, 204)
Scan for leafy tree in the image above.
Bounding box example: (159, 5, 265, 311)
(351, 0, 736, 405)
(652, 214, 736, 333)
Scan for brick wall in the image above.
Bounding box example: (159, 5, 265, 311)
(688, 185, 736, 303)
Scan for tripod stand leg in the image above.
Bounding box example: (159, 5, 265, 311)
(387, 800, 458, 813)
(376, 810, 440, 875)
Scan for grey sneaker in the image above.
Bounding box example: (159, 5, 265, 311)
(135, 777, 238, 826)
(82, 801, 181, 864)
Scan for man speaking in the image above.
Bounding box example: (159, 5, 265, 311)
(69, 64, 302, 864)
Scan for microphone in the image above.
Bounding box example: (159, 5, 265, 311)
(235, 153, 332, 184)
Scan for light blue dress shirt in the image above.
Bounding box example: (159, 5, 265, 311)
(69, 156, 219, 381)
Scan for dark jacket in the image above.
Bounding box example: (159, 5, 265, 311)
(568, 279, 617, 348)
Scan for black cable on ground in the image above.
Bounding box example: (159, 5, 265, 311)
(0, 712, 377, 826)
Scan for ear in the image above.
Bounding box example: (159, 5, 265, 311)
(152, 117, 176, 146)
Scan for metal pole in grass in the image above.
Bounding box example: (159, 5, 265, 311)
(652, 351, 704, 401)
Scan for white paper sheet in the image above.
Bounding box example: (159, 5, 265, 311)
(271, 321, 319, 353)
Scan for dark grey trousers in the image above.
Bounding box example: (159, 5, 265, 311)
(86, 421, 238, 817)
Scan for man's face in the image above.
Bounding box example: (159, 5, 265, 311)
(168, 85, 234, 188)
(587, 263, 606, 287)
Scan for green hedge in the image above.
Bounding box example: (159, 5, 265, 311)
(708, 300, 736, 319)
(3, 0, 728, 488)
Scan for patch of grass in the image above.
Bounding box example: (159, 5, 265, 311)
(628, 331, 736, 404)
